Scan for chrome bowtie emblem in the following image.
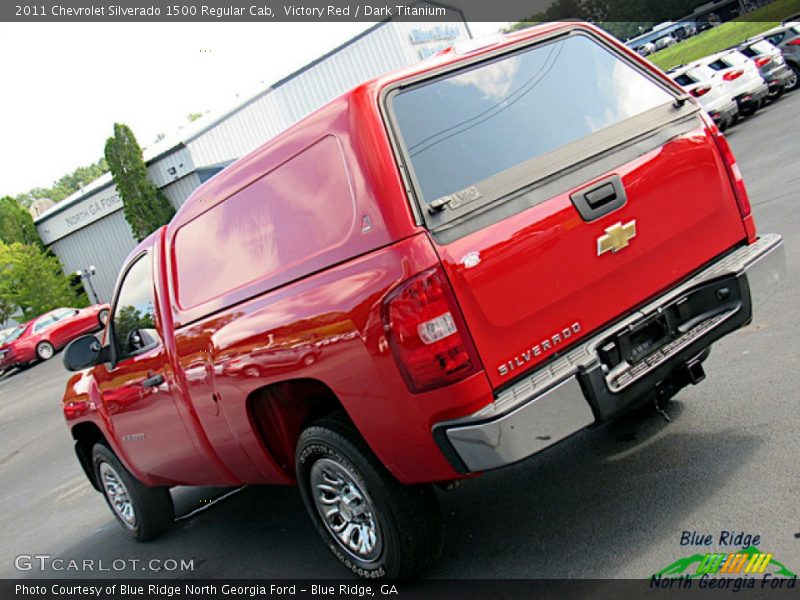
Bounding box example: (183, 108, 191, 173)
(597, 220, 637, 255)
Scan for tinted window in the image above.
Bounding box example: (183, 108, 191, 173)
(33, 315, 56, 333)
(174, 136, 356, 310)
(113, 254, 159, 359)
(391, 34, 673, 206)
(766, 32, 785, 45)
(673, 74, 695, 86)
(52, 308, 76, 321)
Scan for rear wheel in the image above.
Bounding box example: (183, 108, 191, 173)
(768, 86, 784, 102)
(36, 341, 54, 361)
(739, 102, 757, 117)
(91, 443, 174, 541)
(296, 416, 442, 579)
(786, 64, 800, 91)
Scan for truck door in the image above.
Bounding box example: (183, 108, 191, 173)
(96, 251, 217, 484)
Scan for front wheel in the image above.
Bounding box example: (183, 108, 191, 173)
(91, 444, 174, 541)
(296, 417, 442, 579)
(36, 341, 55, 361)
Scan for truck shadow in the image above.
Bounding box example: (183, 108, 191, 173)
(29, 398, 762, 580)
(435, 398, 763, 578)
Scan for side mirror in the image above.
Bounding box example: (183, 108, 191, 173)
(127, 329, 143, 352)
(63, 335, 108, 371)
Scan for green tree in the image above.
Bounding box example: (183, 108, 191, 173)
(14, 158, 108, 207)
(104, 123, 175, 241)
(0, 296, 14, 326)
(0, 242, 87, 320)
(0, 197, 43, 247)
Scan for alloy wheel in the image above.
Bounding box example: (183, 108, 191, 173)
(310, 458, 383, 563)
(99, 461, 137, 529)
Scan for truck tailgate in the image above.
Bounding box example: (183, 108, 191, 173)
(434, 125, 747, 389)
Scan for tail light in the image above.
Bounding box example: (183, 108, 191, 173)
(787, 38, 800, 46)
(691, 85, 712, 97)
(382, 266, 480, 393)
(754, 56, 772, 68)
(723, 69, 744, 81)
(701, 113, 753, 225)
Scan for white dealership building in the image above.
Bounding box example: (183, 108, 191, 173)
(35, 10, 471, 302)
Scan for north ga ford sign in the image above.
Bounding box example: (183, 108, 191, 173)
(36, 183, 123, 244)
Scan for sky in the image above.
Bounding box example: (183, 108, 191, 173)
(0, 21, 504, 198)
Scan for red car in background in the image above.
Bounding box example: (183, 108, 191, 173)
(0, 305, 109, 371)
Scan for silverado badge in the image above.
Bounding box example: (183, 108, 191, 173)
(597, 220, 637, 256)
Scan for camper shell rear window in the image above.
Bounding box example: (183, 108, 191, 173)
(385, 31, 686, 234)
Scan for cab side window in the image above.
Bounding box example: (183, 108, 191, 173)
(112, 254, 160, 360)
(52, 308, 77, 322)
(33, 315, 56, 334)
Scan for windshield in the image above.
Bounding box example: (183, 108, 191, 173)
(683, 65, 716, 82)
(391, 34, 673, 208)
(742, 40, 774, 57)
(3, 325, 26, 344)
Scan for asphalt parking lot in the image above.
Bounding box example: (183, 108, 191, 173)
(1, 92, 798, 580)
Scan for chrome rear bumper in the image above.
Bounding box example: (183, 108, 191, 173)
(435, 234, 784, 473)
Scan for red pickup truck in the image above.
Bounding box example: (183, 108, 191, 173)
(61, 22, 784, 578)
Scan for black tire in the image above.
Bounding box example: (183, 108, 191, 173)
(786, 64, 800, 92)
(35, 341, 55, 361)
(98, 309, 109, 328)
(296, 416, 442, 579)
(91, 443, 174, 541)
(718, 119, 728, 133)
(739, 102, 757, 117)
(769, 85, 785, 102)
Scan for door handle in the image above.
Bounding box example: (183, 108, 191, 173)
(142, 373, 164, 388)
(583, 182, 617, 208)
(570, 174, 627, 222)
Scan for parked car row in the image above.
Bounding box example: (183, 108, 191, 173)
(762, 21, 800, 85)
(0, 304, 109, 374)
(667, 30, 798, 132)
(633, 21, 707, 57)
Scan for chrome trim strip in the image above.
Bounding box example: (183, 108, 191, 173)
(439, 234, 783, 472)
(445, 377, 595, 472)
(742, 234, 785, 307)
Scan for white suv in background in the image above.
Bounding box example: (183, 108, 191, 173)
(698, 49, 769, 116)
(669, 63, 739, 131)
